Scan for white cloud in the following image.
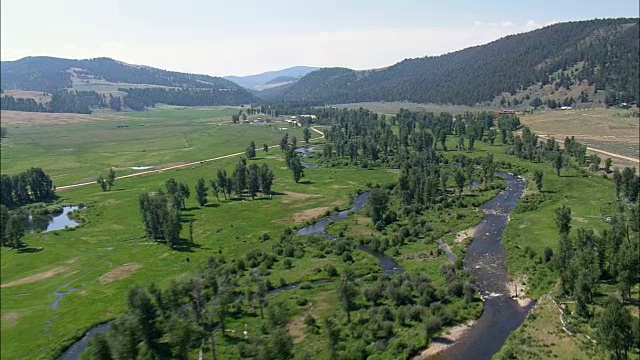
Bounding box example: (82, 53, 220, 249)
(524, 20, 542, 31)
(523, 19, 560, 32)
(500, 21, 515, 28)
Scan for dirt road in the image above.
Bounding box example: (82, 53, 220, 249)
(56, 127, 325, 191)
(537, 134, 639, 163)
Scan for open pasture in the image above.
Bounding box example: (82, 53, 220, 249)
(1, 107, 305, 186)
(520, 108, 640, 159)
(0, 144, 396, 359)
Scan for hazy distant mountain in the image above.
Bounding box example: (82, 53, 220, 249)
(266, 76, 298, 85)
(277, 18, 639, 106)
(224, 66, 320, 90)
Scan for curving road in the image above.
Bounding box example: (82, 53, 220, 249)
(56, 127, 325, 191)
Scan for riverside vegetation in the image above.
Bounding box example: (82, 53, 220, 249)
(1, 106, 638, 360)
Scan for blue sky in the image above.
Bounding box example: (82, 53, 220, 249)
(1, 0, 638, 75)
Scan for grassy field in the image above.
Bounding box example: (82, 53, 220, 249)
(0, 107, 491, 359)
(1, 90, 52, 103)
(0, 148, 398, 359)
(0, 107, 305, 186)
(1, 106, 636, 359)
(520, 108, 640, 159)
(494, 294, 603, 359)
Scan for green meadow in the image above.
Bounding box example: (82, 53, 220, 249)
(1, 106, 635, 360)
(0, 107, 305, 187)
(1, 149, 399, 359)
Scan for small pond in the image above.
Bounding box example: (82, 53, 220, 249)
(28, 206, 81, 233)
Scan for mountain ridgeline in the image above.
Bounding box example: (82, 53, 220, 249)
(275, 18, 639, 106)
(0, 57, 245, 91)
(0, 57, 256, 113)
(1, 18, 638, 114)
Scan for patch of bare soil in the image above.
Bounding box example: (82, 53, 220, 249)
(280, 191, 321, 204)
(413, 321, 476, 359)
(98, 263, 142, 284)
(0, 266, 70, 288)
(507, 277, 533, 307)
(292, 207, 331, 223)
(1, 312, 19, 326)
(455, 227, 476, 244)
(287, 290, 334, 344)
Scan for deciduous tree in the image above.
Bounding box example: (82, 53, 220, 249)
(554, 205, 572, 235)
(107, 168, 116, 190)
(337, 269, 358, 322)
(596, 295, 633, 360)
(195, 178, 208, 207)
(303, 127, 311, 144)
(533, 169, 543, 191)
(97, 175, 108, 192)
(247, 164, 260, 199)
(246, 141, 256, 159)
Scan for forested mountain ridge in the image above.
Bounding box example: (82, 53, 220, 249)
(0, 56, 245, 92)
(276, 18, 639, 106)
(0, 57, 257, 113)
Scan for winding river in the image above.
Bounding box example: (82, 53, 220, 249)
(57, 172, 527, 360)
(430, 172, 532, 360)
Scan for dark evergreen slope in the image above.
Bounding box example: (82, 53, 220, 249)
(278, 18, 639, 105)
(0, 56, 245, 92)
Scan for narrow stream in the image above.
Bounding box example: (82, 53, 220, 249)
(58, 173, 527, 360)
(297, 191, 403, 274)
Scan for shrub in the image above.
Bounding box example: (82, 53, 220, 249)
(342, 251, 353, 262)
(424, 316, 443, 340)
(325, 264, 338, 277)
(542, 247, 553, 263)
